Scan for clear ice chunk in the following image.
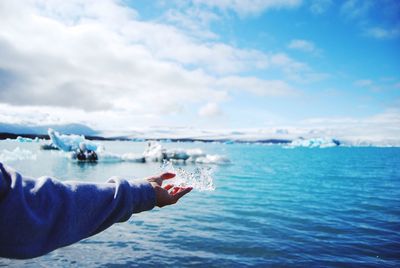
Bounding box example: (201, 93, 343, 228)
(161, 161, 215, 191)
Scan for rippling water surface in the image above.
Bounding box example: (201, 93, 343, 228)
(1, 140, 399, 267)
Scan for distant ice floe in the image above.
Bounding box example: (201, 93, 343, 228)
(0, 147, 37, 162)
(161, 161, 215, 191)
(16, 136, 40, 143)
(338, 139, 400, 147)
(285, 138, 341, 148)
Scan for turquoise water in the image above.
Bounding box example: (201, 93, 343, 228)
(1, 140, 400, 267)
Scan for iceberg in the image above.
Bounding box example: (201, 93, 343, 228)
(142, 142, 191, 161)
(48, 128, 99, 152)
(142, 141, 166, 161)
(285, 137, 341, 148)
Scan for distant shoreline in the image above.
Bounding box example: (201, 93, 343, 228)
(0, 132, 112, 141)
(0, 132, 291, 144)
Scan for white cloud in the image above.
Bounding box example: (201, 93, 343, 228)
(216, 76, 295, 96)
(340, 0, 373, 19)
(162, 7, 220, 39)
(309, 0, 332, 14)
(0, 103, 170, 133)
(287, 39, 319, 54)
(298, 109, 400, 145)
(198, 102, 222, 117)
(354, 79, 373, 87)
(269, 53, 328, 82)
(0, 0, 308, 130)
(339, 0, 400, 41)
(192, 0, 302, 17)
(353, 78, 400, 92)
(366, 26, 400, 40)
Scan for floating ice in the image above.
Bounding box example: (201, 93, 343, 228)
(66, 151, 145, 163)
(142, 141, 166, 161)
(47, 131, 228, 164)
(0, 147, 37, 162)
(48, 128, 99, 152)
(285, 137, 340, 148)
(192, 154, 230, 164)
(143, 141, 229, 164)
(16, 136, 40, 143)
(142, 141, 191, 161)
(95, 152, 145, 163)
(161, 161, 215, 191)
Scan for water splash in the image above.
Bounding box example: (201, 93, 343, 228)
(161, 161, 215, 191)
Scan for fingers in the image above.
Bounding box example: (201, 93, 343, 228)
(163, 184, 174, 191)
(172, 187, 193, 202)
(164, 185, 188, 196)
(171, 186, 182, 195)
(160, 172, 175, 180)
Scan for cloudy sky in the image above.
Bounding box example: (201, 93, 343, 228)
(0, 0, 399, 135)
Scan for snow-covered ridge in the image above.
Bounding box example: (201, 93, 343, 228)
(96, 125, 400, 147)
(7, 126, 400, 148)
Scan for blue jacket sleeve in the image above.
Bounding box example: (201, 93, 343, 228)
(0, 162, 156, 259)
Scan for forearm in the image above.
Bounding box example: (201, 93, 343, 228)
(0, 163, 155, 259)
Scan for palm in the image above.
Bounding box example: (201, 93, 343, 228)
(147, 172, 192, 207)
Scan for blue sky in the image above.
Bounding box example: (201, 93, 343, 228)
(0, 0, 399, 137)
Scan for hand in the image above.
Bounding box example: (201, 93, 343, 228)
(147, 172, 193, 207)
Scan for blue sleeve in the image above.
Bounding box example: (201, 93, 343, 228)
(0, 162, 156, 259)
